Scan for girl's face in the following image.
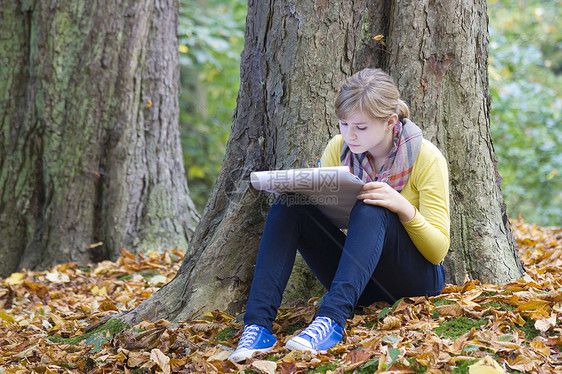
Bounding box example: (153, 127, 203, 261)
(339, 111, 397, 158)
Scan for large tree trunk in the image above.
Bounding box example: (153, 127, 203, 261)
(122, 0, 523, 325)
(0, 0, 199, 277)
(355, 0, 524, 284)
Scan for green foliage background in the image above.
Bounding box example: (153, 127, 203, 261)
(178, 0, 561, 226)
(178, 0, 246, 211)
(488, 0, 561, 226)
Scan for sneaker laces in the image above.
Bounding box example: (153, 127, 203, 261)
(301, 317, 333, 343)
(238, 325, 260, 349)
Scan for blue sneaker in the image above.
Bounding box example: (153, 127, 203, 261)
(228, 325, 277, 363)
(285, 316, 343, 352)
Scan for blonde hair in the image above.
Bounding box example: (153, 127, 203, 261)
(335, 68, 410, 121)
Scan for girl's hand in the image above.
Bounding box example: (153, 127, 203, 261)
(357, 182, 416, 222)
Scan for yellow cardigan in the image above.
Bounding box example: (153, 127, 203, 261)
(320, 135, 450, 264)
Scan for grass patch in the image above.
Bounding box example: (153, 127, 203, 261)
(434, 317, 488, 340)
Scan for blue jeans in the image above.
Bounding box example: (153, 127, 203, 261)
(244, 196, 445, 330)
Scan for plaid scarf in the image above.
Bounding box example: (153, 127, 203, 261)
(341, 118, 423, 192)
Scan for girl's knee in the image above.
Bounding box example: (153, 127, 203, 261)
(350, 200, 390, 220)
(270, 194, 312, 218)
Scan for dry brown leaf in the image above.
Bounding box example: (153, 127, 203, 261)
(207, 349, 231, 362)
(252, 360, 277, 374)
(535, 314, 556, 332)
(468, 356, 506, 373)
(1, 223, 561, 373)
(435, 303, 463, 317)
(341, 349, 371, 370)
(530, 340, 551, 357)
(380, 315, 401, 330)
(126, 351, 152, 367)
(150, 348, 170, 374)
(506, 354, 537, 372)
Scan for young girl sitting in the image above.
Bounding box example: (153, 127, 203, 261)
(229, 68, 450, 362)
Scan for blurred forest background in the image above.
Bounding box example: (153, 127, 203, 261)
(179, 0, 561, 227)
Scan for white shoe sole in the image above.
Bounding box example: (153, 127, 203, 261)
(228, 347, 273, 363)
(285, 337, 327, 354)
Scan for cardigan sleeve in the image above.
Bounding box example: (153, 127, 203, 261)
(401, 147, 450, 264)
(319, 135, 344, 167)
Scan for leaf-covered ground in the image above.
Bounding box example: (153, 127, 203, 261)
(1, 219, 561, 373)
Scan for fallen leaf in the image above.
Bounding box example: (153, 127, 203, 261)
(506, 348, 539, 372)
(252, 360, 277, 374)
(535, 314, 556, 332)
(468, 356, 506, 373)
(207, 349, 231, 361)
(380, 315, 401, 330)
(91, 285, 107, 296)
(149, 275, 168, 286)
(45, 271, 70, 283)
(5, 272, 25, 285)
(150, 348, 170, 374)
(530, 340, 551, 357)
(435, 303, 463, 317)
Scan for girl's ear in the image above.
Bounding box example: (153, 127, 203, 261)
(387, 113, 399, 129)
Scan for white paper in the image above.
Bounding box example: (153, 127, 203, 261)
(250, 166, 364, 228)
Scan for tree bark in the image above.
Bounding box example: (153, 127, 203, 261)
(0, 0, 199, 277)
(377, 0, 523, 284)
(122, 0, 523, 325)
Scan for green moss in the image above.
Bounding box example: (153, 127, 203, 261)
(451, 359, 478, 374)
(307, 363, 338, 373)
(481, 302, 514, 312)
(353, 359, 379, 374)
(406, 358, 428, 374)
(214, 326, 238, 342)
(432, 299, 458, 319)
(284, 321, 307, 336)
(359, 10, 372, 43)
(434, 317, 488, 340)
(47, 318, 130, 350)
(85, 357, 96, 372)
(434, 299, 456, 307)
(364, 320, 376, 328)
(79, 265, 92, 273)
(48, 335, 85, 345)
(515, 317, 540, 340)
